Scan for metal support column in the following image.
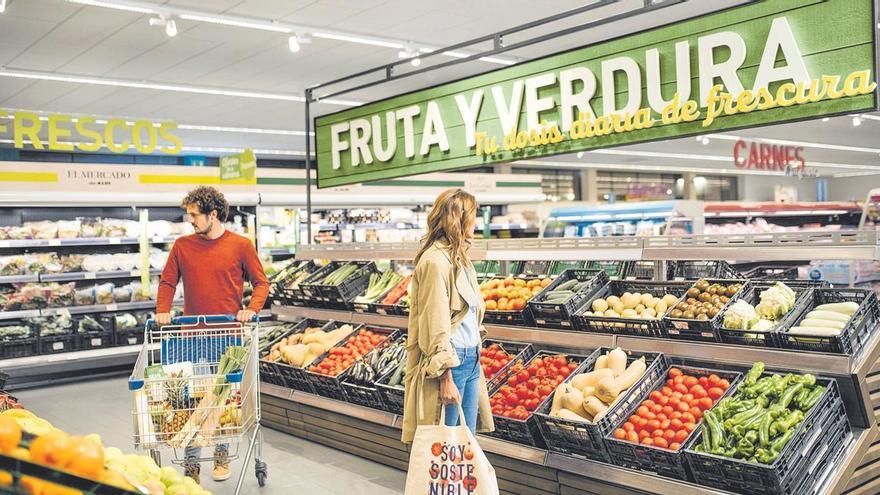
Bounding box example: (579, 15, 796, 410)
(304, 90, 313, 245)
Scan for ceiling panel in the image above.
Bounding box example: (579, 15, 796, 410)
(4, 0, 81, 22)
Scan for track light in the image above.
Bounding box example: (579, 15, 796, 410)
(701, 136, 710, 145)
(288, 36, 300, 52)
(0, 0, 7, 13)
(576, 151, 584, 159)
(410, 57, 421, 67)
(165, 19, 177, 37)
(852, 117, 862, 127)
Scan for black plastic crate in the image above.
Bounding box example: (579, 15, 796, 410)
(685, 377, 850, 495)
(298, 262, 341, 306)
(604, 364, 742, 481)
(473, 260, 501, 278)
(259, 319, 327, 387)
(375, 363, 406, 415)
(667, 261, 741, 281)
(316, 261, 378, 309)
(717, 283, 812, 348)
(624, 261, 658, 281)
(585, 260, 628, 279)
(368, 276, 411, 316)
(549, 260, 588, 277)
(529, 269, 606, 329)
(664, 279, 750, 343)
(75, 314, 115, 350)
(487, 351, 597, 448)
(516, 260, 552, 276)
(533, 349, 667, 463)
(114, 329, 144, 347)
(0, 337, 36, 359)
(736, 264, 800, 280)
(482, 339, 536, 393)
(573, 280, 691, 337)
(276, 261, 318, 306)
(481, 275, 546, 327)
(341, 333, 406, 410)
(778, 288, 880, 356)
(38, 332, 76, 354)
(275, 320, 350, 393)
(304, 326, 397, 402)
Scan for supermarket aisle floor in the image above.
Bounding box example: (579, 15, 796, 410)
(15, 378, 406, 495)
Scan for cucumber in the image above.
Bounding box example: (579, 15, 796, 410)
(556, 280, 578, 291)
(389, 362, 405, 387)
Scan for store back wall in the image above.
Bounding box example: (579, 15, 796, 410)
(738, 175, 817, 202)
(826, 176, 879, 202)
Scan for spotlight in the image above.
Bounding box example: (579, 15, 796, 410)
(288, 36, 301, 53)
(821, 117, 830, 122)
(165, 19, 177, 37)
(701, 136, 710, 145)
(410, 57, 421, 67)
(576, 151, 584, 158)
(0, 0, 8, 13)
(852, 117, 862, 127)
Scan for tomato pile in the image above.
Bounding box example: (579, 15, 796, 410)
(310, 329, 385, 377)
(480, 344, 514, 380)
(490, 354, 577, 420)
(613, 367, 730, 450)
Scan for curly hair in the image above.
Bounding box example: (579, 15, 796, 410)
(181, 186, 229, 222)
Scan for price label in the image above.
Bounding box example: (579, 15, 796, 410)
(128, 337, 137, 345)
(701, 332, 715, 339)
(536, 319, 546, 325)
(152, 236, 163, 243)
(377, 308, 386, 315)
(130, 270, 140, 277)
(91, 338, 102, 346)
(49, 239, 61, 246)
(354, 307, 364, 313)
(561, 321, 571, 327)
(52, 342, 64, 351)
(672, 321, 689, 331)
(0, 241, 9, 248)
(84, 272, 96, 280)
(109, 238, 121, 245)
(106, 304, 118, 311)
(501, 223, 510, 230)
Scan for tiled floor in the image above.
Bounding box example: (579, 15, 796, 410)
(15, 377, 406, 494)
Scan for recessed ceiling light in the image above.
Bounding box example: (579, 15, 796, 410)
(576, 152, 584, 158)
(821, 117, 830, 122)
(165, 19, 177, 37)
(852, 116, 862, 127)
(410, 57, 421, 67)
(701, 136, 710, 145)
(0, 0, 7, 14)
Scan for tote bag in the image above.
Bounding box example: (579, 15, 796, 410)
(404, 405, 500, 495)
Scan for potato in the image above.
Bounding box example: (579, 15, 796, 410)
(640, 293, 654, 306)
(612, 301, 625, 314)
(635, 304, 646, 314)
(662, 294, 679, 306)
(606, 296, 621, 307)
(622, 308, 638, 318)
(592, 299, 609, 312)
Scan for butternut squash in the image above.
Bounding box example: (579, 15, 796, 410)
(607, 348, 627, 377)
(594, 355, 609, 370)
(549, 384, 566, 416)
(570, 369, 613, 391)
(554, 408, 590, 423)
(583, 396, 609, 421)
(595, 357, 647, 403)
(560, 384, 584, 413)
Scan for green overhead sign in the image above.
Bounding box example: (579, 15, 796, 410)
(315, 0, 878, 188)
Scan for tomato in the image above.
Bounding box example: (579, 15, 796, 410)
(641, 437, 654, 446)
(626, 430, 639, 443)
(683, 376, 699, 388)
(669, 368, 683, 378)
(681, 412, 696, 424)
(698, 376, 709, 388)
(637, 406, 651, 418)
(645, 420, 660, 433)
(537, 385, 553, 397)
(613, 428, 626, 440)
(663, 429, 676, 442)
(691, 386, 708, 400)
(623, 422, 635, 432)
(653, 437, 669, 449)
(661, 386, 674, 396)
(689, 407, 703, 420)
(559, 366, 571, 377)
(661, 406, 674, 417)
(675, 429, 689, 443)
(669, 442, 681, 451)
(629, 415, 641, 425)
(649, 391, 663, 403)
(636, 417, 648, 428)
(674, 383, 689, 394)
(658, 396, 669, 406)
(644, 411, 657, 421)
(517, 370, 530, 382)
(684, 422, 696, 432)
(718, 379, 731, 390)
(653, 428, 665, 439)
(673, 375, 686, 385)
(707, 387, 724, 400)
(708, 374, 721, 386)
(650, 404, 663, 415)
(676, 401, 690, 413)
(643, 400, 657, 409)
(656, 413, 668, 423)
(698, 397, 714, 410)
(638, 429, 650, 440)
(666, 378, 675, 388)
(681, 393, 695, 404)
(659, 419, 670, 430)
(670, 411, 683, 420)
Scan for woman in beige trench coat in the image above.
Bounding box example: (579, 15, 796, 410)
(401, 188, 495, 444)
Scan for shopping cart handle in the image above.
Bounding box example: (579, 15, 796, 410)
(128, 376, 145, 391)
(146, 314, 259, 328)
(226, 370, 243, 384)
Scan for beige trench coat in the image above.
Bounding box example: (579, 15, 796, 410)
(401, 241, 495, 444)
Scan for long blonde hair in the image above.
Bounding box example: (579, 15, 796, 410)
(414, 188, 477, 270)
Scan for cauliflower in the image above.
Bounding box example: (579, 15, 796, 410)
(751, 319, 776, 332)
(723, 300, 759, 330)
(755, 282, 796, 320)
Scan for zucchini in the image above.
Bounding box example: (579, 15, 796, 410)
(814, 302, 859, 315)
(800, 318, 845, 330)
(556, 280, 578, 291)
(803, 310, 850, 323)
(389, 362, 405, 386)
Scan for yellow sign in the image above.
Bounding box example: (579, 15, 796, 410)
(0, 110, 183, 155)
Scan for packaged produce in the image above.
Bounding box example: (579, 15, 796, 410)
(0, 324, 31, 341)
(79, 218, 103, 238)
(6, 226, 32, 240)
(100, 219, 134, 238)
(692, 362, 824, 464)
(309, 328, 388, 377)
(56, 220, 81, 239)
(0, 256, 25, 276)
(490, 354, 577, 420)
(25, 253, 62, 275)
(115, 313, 138, 331)
(77, 315, 106, 333)
(26, 221, 57, 240)
(481, 276, 550, 311)
(669, 280, 744, 321)
(4, 283, 74, 310)
(60, 254, 84, 272)
(75, 286, 96, 306)
(95, 283, 115, 305)
(354, 270, 404, 304)
(113, 253, 138, 272)
(612, 367, 731, 451)
(548, 348, 647, 422)
(113, 285, 133, 303)
(25, 315, 73, 336)
(788, 301, 860, 336)
(346, 340, 404, 386)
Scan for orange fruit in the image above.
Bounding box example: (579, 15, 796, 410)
(30, 431, 74, 467)
(0, 470, 12, 487)
(9, 447, 30, 460)
(65, 437, 104, 477)
(0, 416, 22, 452)
(20, 476, 45, 495)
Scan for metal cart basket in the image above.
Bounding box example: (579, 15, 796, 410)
(128, 314, 266, 494)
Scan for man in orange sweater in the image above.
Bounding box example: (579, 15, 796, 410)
(156, 185, 269, 483)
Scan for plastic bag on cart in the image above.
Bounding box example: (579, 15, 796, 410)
(404, 405, 499, 495)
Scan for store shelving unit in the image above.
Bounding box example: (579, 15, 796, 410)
(543, 200, 705, 237)
(264, 230, 880, 495)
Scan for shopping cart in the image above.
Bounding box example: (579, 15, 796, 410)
(128, 314, 267, 493)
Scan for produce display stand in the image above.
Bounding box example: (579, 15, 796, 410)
(261, 232, 880, 495)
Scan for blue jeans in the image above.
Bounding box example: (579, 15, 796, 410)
(444, 346, 481, 434)
(184, 444, 227, 468)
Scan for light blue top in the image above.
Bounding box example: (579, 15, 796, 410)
(451, 269, 480, 349)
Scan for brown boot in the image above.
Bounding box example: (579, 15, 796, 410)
(184, 462, 200, 485)
(213, 446, 230, 482)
